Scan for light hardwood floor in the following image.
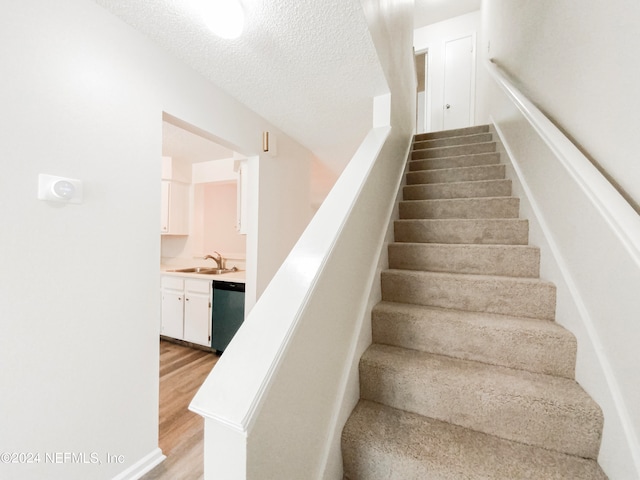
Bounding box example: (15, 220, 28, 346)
(142, 340, 219, 480)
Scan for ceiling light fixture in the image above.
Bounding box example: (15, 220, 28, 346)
(187, 0, 245, 39)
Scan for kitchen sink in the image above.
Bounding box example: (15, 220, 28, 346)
(168, 267, 238, 275)
(169, 267, 217, 273)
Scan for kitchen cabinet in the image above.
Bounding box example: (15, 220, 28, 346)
(161, 275, 212, 347)
(183, 279, 212, 346)
(161, 180, 189, 235)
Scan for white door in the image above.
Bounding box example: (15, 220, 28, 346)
(443, 34, 475, 130)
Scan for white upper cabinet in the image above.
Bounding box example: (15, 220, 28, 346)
(161, 180, 189, 235)
(161, 156, 190, 235)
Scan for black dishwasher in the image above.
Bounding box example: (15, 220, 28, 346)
(211, 281, 246, 353)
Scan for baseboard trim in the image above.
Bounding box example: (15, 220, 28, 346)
(111, 448, 165, 480)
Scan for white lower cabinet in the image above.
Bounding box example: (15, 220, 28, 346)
(161, 275, 212, 347)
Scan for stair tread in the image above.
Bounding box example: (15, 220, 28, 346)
(394, 218, 530, 245)
(383, 268, 554, 286)
(406, 164, 506, 185)
(381, 269, 556, 320)
(412, 143, 497, 161)
(372, 302, 575, 377)
(404, 178, 510, 188)
(388, 242, 540, 277)
(414, 125, 490, 141)
(409, 152, 501, 171)
(395, 217, 528, 225)
(343, 400, 607, 480)
(403, 179, 513, 201)
(399, 196, 520, 220)
(409, 163, 504, 175)
(362, 343, 584, 395)
(413, 141, 497, 153)
(400, 195, 519, 203)
(388, 241, 538, 250)
(360, 344, 602, 458)
(413, 133, 494, 149)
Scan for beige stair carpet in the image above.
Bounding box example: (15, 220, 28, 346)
(342, 125, 607, 479)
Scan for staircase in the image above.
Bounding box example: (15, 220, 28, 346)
(341, 125, 607, 479)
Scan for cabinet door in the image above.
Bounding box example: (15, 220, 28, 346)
(183, 293, 211, 346)
(161, 180, 189, 235)
(183, 279, 212, 347)
(161, 180, 170, 233)
(161, 291, 184, 339)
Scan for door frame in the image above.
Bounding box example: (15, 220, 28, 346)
(415, 47, 432, 133)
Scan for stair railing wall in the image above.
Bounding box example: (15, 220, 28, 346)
(484, 59, 640, 479)
(190, 123, 412, 479)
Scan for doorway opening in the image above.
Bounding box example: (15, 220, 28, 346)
(415, 49, 430, 134)
(153, 113, 251, 478)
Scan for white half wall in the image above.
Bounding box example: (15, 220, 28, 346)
(0, 1, 314, 478)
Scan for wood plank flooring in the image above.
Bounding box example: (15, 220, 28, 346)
(142, 340, 219, 480)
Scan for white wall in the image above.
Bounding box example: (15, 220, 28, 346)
(483, 79, 640, 479)
(201, 183, 246, 259)
(0, 1, 314, 478)
(252, 141, 314, 299)
(478, 0, 640, 211)
(476, 3, 640, 477)
(414, 11, 482, 131)
(361, 0, 416, 137)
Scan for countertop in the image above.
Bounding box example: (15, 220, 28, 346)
(161, 265, 246, 283)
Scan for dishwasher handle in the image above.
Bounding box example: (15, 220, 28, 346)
(213, 280, 245, 292)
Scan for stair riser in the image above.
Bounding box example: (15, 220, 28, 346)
(381, 270, 556, 320)
(342, 401, 606, 480)
(412, 142, 496, 160)
(403, 179, 512, 200)
(372, 303, 575, 377)
(394, 219, 529, 245)
(359, 347, 603, 459)
(409, 152, 500, 171)
(399, 197, 520, 220)
(388, 243, 540, 277)
(407, 165, 505, 185)
(414, 125, 490, 142)
(414, 133, 493, 150)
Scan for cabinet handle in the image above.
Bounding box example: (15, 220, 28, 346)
(185, 298, 189, 301)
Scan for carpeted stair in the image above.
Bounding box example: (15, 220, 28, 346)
(341, 125, 607, 479)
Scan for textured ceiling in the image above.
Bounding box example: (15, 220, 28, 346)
(95, 0, 388, 174)
(96, 0, 480, 173)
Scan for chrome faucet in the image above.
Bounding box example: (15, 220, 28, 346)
(204, 251, 224, 269)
